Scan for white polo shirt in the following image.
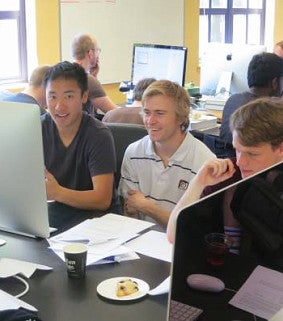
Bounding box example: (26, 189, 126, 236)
(119, 132, 216, 212)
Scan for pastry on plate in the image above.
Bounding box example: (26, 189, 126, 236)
(116, 278, 139, 297)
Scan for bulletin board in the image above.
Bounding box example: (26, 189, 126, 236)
(60, 0, 184, 84)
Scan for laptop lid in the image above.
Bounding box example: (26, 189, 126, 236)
(0, 101, 49, 238)
(167, 161, 283, 320)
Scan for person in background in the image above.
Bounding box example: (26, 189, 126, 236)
(4, 65, 52, 115)
(0, 88, 14, 101)
(167, 97, 283, 249)
(220, 52, 283, 144)
(71, 33, 117, 118)
(274, 40, 283, 59)
(119, 80, 216, 228)
(102, 78, 156, 125)
(41, 61, 118, 211)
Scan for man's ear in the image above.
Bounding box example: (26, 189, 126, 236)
(271, 77, 279, 91)
(82, 90, 89, 103)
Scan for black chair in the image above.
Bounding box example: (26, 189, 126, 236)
(105, 123, 148, 188)
(203, 133, 236, 158)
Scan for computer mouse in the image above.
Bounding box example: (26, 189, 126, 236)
(187, 274, 225, 293)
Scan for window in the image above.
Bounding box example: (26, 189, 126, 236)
(199, 0, 266, 54)
(0, 0, 27, 85)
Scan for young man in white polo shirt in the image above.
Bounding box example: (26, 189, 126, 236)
(118, 80, 216, 228)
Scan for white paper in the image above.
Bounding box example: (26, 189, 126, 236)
(0, 258, 53, 278)
(149, 276, 170, 295)
(229, 265, 283, 320)
(0, 289, 37, 311)
(48, 213, 153, 265)
(125, 230, 173, 262)
(269, 307, 283, 321)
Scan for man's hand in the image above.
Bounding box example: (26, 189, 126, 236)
(124, 190, 149, 218)
(195, 159, 236, 187)
(45, 169, 62, 201)
(89, 62, 100, 78)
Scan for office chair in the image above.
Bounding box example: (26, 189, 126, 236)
(203, 133, 236, 158)
(105, 123, 148, 188)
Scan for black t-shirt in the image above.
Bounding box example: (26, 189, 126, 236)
(41, 112, 118, 208)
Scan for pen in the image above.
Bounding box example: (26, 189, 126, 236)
(102, 255, 120, 263)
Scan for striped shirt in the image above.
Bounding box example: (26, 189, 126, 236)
(119, 132, 216, 212)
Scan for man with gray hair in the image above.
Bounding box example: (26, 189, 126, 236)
(71, 33, 117, 116)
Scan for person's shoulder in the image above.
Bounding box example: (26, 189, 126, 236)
(82, 113, 113, 136)
(87, 74, 103, 89)
(226, 91, 255, 103)
(124, 134, 149, 155)
(41, 112, 52, 122)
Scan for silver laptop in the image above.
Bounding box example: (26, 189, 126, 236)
(0, 101, 49, 238)
(167, 161, 283, 320)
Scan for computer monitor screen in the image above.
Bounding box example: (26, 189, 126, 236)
(0, 101, 49, 238)
(131, 43, 188, 86)
(168, 161, 283, 320)
(200, 43, 266, 96)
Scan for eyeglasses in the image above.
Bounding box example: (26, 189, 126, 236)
(90, 48, 101, 54)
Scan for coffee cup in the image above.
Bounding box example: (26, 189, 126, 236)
(63, 243, 87, 278)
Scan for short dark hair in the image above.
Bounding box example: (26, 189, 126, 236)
(230, 97, 283, 147)
(133, 78, 156, 101)
(247, 52, 283, 88)
(43, 61, 88, 95)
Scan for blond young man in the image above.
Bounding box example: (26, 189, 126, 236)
(119, 80, 216, 228)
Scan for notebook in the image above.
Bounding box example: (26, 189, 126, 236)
(0, 101, 50, 238)
(167, 161, 283, 320)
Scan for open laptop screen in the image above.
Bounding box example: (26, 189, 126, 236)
(167, 161, 283, 320)
(0, 101, 49, 238)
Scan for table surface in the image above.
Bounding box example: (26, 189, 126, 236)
(0, 202, 277, 321)
(0, 202, 170, 321)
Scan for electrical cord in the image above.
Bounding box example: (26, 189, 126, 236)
(13, 275, 29, 298)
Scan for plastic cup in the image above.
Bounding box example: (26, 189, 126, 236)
(205, 233, 232, 266)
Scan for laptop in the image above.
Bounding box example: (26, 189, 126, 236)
(167, 161, 283, 320)
(0, 101, 50, 238)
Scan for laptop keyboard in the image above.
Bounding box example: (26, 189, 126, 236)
(169, 299, 203, 321)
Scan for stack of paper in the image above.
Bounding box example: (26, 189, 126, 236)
(48, 214, 154, 265)
(189, 114, 218, 131)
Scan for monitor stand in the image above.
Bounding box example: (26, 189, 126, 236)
(0, 239, 6, 246)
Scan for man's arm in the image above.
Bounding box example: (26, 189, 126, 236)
(91, 96, 117, 114)
(167, 158, 236, 243)
(125, 190, 170, 228)
(45, 171, 114, 210)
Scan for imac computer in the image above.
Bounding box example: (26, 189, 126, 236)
(200, 43, 266, 96)
(0, 101, 50, 238)
(131, 43, 188, 86)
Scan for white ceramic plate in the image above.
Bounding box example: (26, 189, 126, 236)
(97, 276, 150, 301)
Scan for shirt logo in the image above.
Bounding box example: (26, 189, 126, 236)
(178, 179, 189, 191)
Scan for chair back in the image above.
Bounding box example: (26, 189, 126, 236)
(105, 123, 148, 188)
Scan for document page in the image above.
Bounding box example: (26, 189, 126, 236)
(229, 265, 283, 320)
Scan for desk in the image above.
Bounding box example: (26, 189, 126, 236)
(0, 203, 169, 321)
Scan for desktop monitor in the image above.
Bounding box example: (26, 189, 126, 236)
(131, 43, 188, 86)
(200, 43, 266, 96)
(167, 161, 283, 320)
(0, 101, 49, 238)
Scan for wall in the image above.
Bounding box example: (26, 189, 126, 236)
(36, 0, 283, 104)
(36, 0, 61, 65)
(274, 0, 283, 44)
(60, 0, 184, 84)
